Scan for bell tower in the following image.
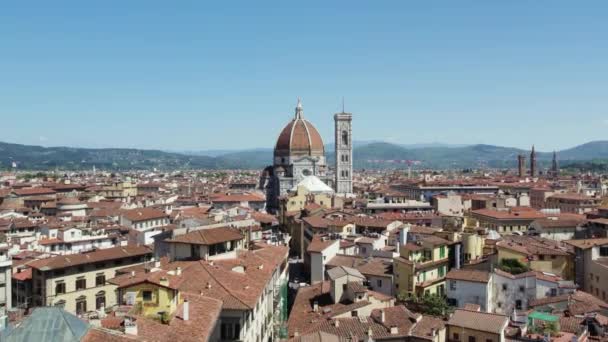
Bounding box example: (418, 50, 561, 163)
(334, 107, 353, 195)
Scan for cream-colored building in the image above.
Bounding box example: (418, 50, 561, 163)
(28, 245, 152, 315)
(394, 235, 450, 297)
(95, 181, 137, 200)
(447, 309, 509, 342)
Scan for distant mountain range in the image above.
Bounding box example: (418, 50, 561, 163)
(2, 140, 608, 171)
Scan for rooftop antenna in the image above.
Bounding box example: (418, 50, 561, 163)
(342, 97, 345, 113)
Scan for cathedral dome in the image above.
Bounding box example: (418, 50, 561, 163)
(274, 99, 325, 158)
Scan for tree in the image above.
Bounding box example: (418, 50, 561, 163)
(398, 293, 451, 317)
(498, 258, 529, 275)
(418, 294, 451, 316)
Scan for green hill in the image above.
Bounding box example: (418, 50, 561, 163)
(2, 140, 608, 171)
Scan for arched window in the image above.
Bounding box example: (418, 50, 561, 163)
(96, 291, 106, 310)
(76, 295, 87, 315)
(342, 131, 348, 146)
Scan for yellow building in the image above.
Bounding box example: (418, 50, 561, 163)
(394, 235, 450, 298)
(96, 181, 138, 200)
(279, 182, 343, 228)
(461, 232, 484, 263)
(27, 245, 153, 315)
(496, 236, 574, 280)
(110, 269, 182, 319)
(447, 309, 509, 342)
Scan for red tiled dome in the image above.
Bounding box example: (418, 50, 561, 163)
(274, 100, 324, 157)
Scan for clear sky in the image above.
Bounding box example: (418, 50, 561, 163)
(1, 1, 607, 152)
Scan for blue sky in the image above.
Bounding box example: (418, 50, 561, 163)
(1, 1, 607, 151)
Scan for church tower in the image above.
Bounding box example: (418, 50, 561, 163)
(517, 154, 526, 178)
(334, 109, 353, 195)
(551, 151, 559, 178)
(530, 145, 537, 177)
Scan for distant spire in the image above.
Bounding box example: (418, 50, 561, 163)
(552, 150, 559, 178)
(530, 145, 537, 177)
(295, 97, 303, 119)
(342, 97, 345, 113)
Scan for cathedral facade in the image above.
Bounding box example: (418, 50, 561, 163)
(261, 99, 353, 212)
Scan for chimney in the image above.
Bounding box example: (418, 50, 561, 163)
(431, 328, 437, 337)
(155, 260, 161, 268)
(390, 326, 398, 335)
(381, 310, 386, 323)
(159, 277, 169, 286)
(399, 225, 409, 247)
(334, 320, 339, 327)
(455, 243, 462, 270)
(313, 301, 319, 312)
(182, 299, 189, 321)
(130, 271, 136, 277)
(176, 267, 182, 276)
(125, 318, 138, 336)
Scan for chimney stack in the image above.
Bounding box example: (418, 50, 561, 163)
(176, 267, 182, 276)
(183, 299, 189, 321)
(125, 318, 138, 336)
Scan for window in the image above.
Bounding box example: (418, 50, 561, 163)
(519, 286, 525, 293)
(453, 333, 459, 341)
(439, 266, 445, 277)
(450, 280, 457, 291)
(342, 131, 348, 145)
(96, 292, 106, 310)
(142, 290, 153, 302)
(469, 336, 476, 342)
(502, 284, 508, 291)
(76, 277, 86, 291)
(351, 310, 358, 317)
(96, 273, 105, 286)
(342, 284, 347, 291)
(600, 246, 608, 257)
(516, 300, 522, 310)
(76, 296, 87, 315)
(539, 255, 545, 261)
(550, 288, 557, 297)
(486, 339, 493, 342)
(55, 282, 66, 295)
(54, 300, 66, 308)
(376, 279, 382, 287)
(439, 246, 446, 259)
